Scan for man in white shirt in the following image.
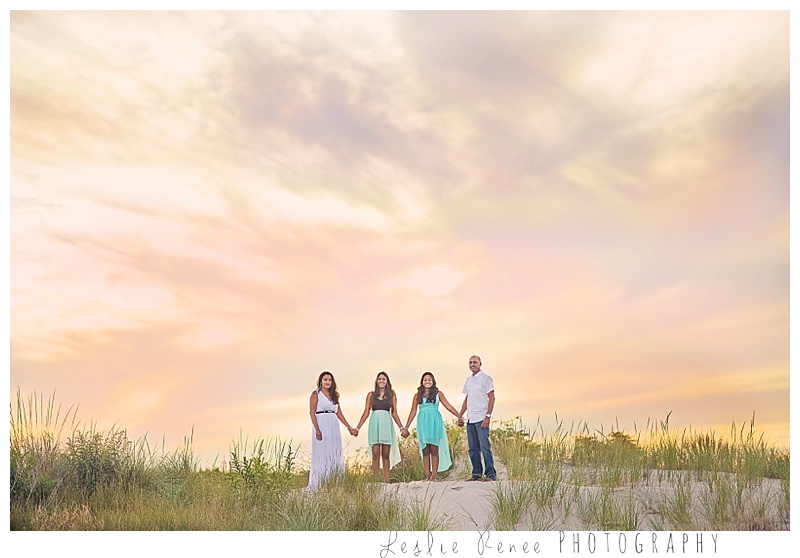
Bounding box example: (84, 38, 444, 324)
(457, 354, 496, 481)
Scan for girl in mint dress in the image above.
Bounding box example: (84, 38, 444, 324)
(354, 371, 404, 482)
(404, 372, 461, 481)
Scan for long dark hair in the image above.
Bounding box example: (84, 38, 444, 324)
(316, 371, 339, 405)
(370, 371, 395, 409)
(416, 371, 439, 404)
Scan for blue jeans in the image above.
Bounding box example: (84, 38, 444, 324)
(466, 421, 496, 480)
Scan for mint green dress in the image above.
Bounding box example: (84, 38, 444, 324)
(367, 396, 401, 469)
(416, 393, 452, 472)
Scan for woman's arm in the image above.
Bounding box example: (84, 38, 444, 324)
(404, 394, 419, 431)
(354, 392, 372, 432)
(438, 391, 460, 418)
(337, 404, 357, 436)
(457, 395, 468, 426)
(309, 391, 322, 440)
(390, 392, 406, 434)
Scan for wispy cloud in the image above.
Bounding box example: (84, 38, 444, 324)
(10, 10, 789, 459)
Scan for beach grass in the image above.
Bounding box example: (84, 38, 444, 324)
(10, 390, 789, 530)
(488, 412, 789, 530)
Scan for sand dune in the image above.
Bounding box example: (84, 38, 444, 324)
(383, 477, 499, 529)
(383, 456, 509, 530)
(381, 456, 789, 531)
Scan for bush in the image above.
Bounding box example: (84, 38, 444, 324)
(228, 435, 297, 497)
(66, 427, 130, 494)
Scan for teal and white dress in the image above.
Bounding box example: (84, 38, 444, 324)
(416, 393, 452, 472)
(367, 395, 401, 469)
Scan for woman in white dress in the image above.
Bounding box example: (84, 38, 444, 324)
(307, 371, 357, 491)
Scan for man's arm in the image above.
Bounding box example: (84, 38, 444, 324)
(481, 390, 495, 429)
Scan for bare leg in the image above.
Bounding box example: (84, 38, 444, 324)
(381, 444, 391, 483)
(371, 444, 381, 479)
(430, 445, 440, 481)
(422, 445, 432, 480)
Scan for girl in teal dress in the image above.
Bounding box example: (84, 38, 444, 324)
(403, 372, 461, 481)
(355, 371, 405, 482)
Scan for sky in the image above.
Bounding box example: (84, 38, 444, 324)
(8, 10, 790, 468)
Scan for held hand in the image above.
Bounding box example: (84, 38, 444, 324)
(457, 417, 465, 427)
(349, 427, 358, 436)
(316, 429, 323, 441)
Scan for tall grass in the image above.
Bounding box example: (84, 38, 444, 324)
(576, 487, 642, 530)
(10, 389, 78, 505)
(228, 432, 297, 497)
(10, 392, 790, 530)
(489, 412, 789, 530)
(488, 480, 536, 530)
(10, 390, 444, 530)
(652, 470, 694, 530)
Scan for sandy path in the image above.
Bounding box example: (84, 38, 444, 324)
(382, 477, 499, 529)
(381, 455, 509, 529)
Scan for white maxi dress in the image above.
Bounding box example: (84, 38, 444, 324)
(307, 390, 345, 491)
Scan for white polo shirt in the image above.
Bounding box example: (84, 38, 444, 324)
(462, 370, 495, 423)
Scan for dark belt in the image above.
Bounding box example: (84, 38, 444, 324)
(315, 410, 335, 414)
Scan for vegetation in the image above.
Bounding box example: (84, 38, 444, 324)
(10, 391, 789, 530)
(489, 412, 790, 530)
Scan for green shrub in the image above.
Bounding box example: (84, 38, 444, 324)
(66, 427, 130, 494)
(228, 434, 296, 497)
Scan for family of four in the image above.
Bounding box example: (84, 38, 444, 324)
(307, 355, 496, 491)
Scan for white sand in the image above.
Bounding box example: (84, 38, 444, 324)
(383, 477, 500, 530)
(381, 457, 789, 531)
(382, 454, 510, 530)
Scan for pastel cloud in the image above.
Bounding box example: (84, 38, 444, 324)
(9, 11, 789, 460)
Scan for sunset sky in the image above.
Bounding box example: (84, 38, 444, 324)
(9, 10, 790, 468)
